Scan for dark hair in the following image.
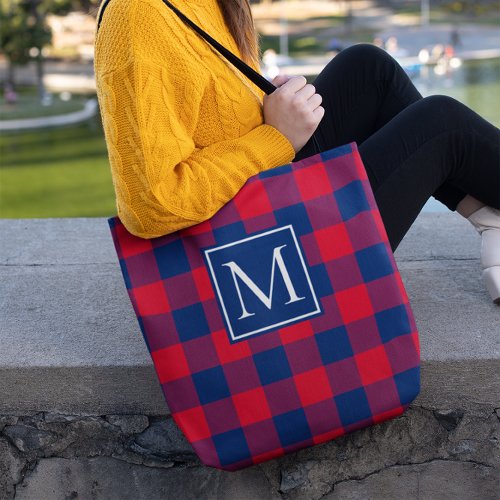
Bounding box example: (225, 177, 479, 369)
(217, 0, 261, 67)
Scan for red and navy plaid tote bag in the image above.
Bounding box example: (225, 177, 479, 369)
(107, 142, 420, 471)
(100, 0, 420, 472)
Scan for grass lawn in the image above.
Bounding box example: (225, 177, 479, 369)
(0, 116, 116, 218)
(1, 55, 498, 219)
(1, 92, 89, 120)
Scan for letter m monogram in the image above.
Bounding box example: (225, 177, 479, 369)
(204, 225, 321, 342)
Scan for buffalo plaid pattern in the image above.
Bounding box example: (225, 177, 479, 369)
(108, 142, 420, 471)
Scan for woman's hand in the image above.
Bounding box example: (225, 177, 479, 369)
(271, 74, 293, 87)
(263, 74, 324, 154)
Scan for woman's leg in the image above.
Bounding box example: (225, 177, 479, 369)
(295, 43, 467, 209)
(294, 44, 497, 249)
(296, 43, 425, 149)
(357, 94, 500, 251)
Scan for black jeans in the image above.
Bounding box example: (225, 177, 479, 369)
(293, 43, 500, 252)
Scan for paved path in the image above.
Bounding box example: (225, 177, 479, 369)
(0, 97, 98, 131)
(267, 22, 500, 77)
(376, 23, 500, 58)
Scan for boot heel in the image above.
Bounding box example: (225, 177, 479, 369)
(482, 266, 500, 304)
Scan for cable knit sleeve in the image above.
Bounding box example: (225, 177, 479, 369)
(94, 0, 296, 239)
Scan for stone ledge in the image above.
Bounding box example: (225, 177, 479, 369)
(0, 214, 499, 414)
(1, 403, 498, 499)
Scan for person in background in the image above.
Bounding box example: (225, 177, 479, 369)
(3, 82, 18, 105)
(450, 26, 462, 49)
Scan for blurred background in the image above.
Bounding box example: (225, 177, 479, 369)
(1, 0, 499, 218)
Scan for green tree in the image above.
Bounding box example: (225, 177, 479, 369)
(0, 0, 100, 100)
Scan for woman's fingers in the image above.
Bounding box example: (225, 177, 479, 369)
(308, 92, 323, 109)
(272, 74, 292, 87)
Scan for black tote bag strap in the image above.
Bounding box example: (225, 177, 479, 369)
(96, 0, 321, 153)
(163, 0, 278, 96)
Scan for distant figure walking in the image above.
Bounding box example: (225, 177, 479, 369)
(3, 82, 18, 105)
(450, 26, 462, 48)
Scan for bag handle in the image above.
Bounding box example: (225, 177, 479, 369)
(96, 0, 321, 154)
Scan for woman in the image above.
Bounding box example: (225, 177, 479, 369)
(93, 0, 500, 303)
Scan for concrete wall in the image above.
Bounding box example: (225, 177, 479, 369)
(1, 214, 498, 499)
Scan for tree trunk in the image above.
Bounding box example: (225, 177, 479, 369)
(35, 54, 46, 100)
(31, 0, 47, 101)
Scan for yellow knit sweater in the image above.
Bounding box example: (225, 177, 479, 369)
(93, 0, 296, 238)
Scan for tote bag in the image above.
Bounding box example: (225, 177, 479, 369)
(99, 0, 421, 472)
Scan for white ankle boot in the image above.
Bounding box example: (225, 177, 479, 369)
(467, 205, 500, 304)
